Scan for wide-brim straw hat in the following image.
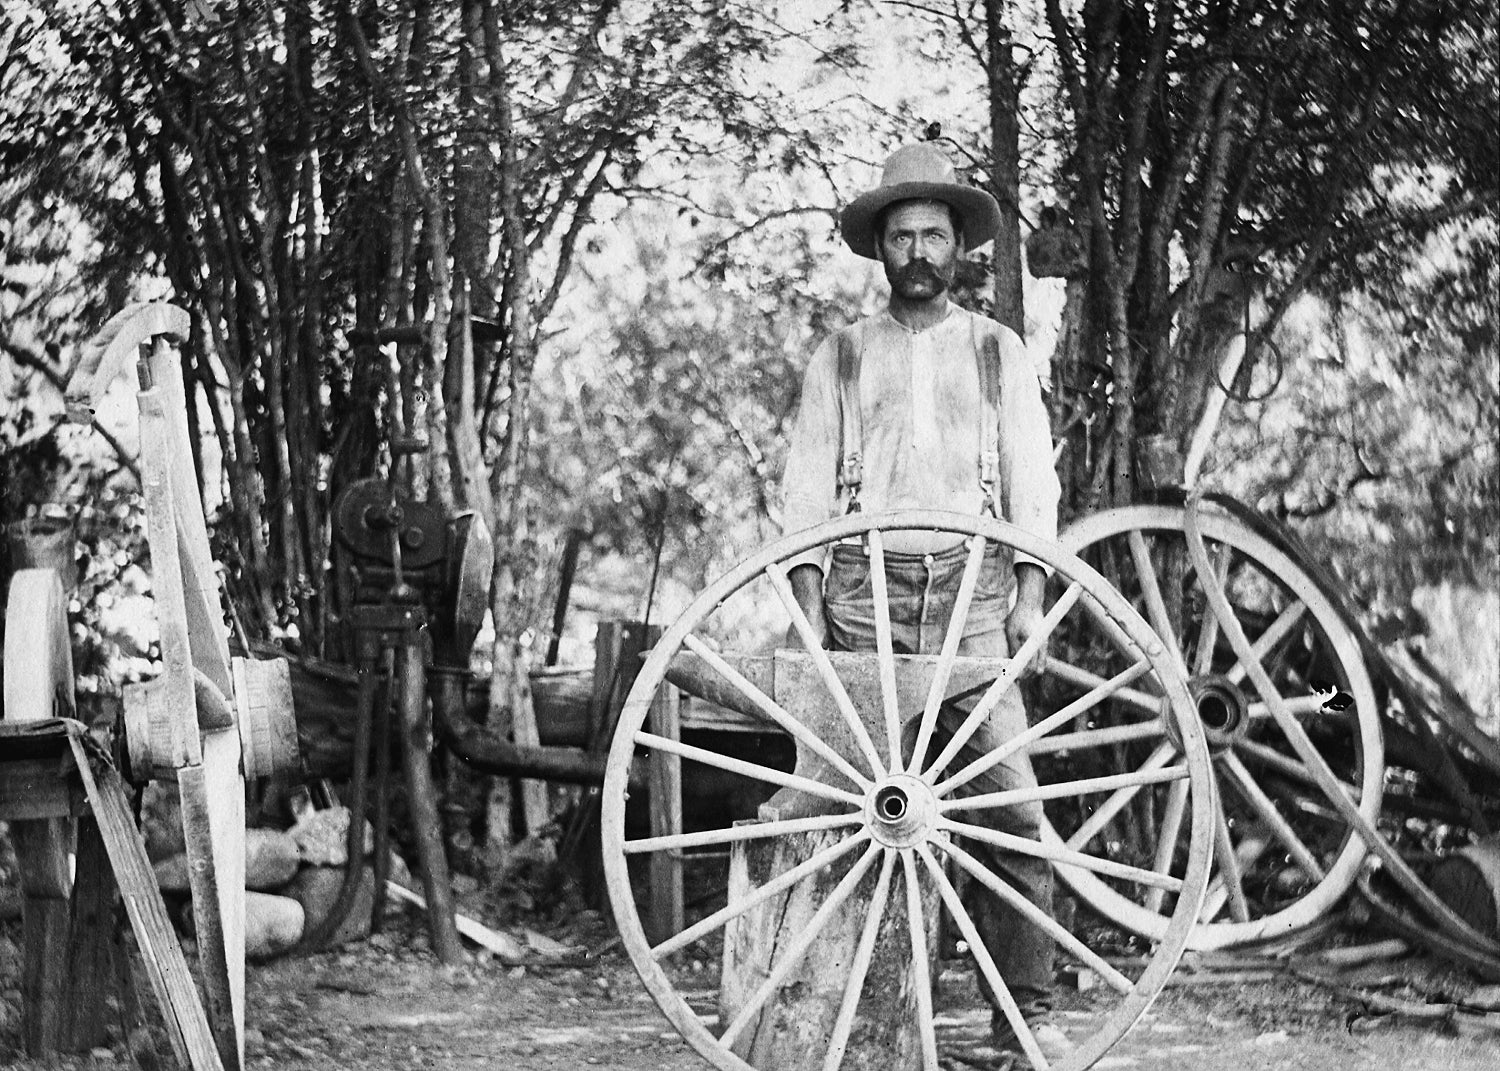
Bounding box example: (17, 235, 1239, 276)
(840, 143, 1002, 260)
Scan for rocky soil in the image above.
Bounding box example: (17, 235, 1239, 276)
(2, 898, 1497, 1071)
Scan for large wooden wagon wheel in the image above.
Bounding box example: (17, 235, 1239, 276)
(1049, 500, 1382, 950)
(602, 510, 1215, 1071)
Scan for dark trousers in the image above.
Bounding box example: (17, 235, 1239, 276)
(825, 539, 1055, 1008)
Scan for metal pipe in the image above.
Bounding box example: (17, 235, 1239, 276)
(431, 669, 635, 786)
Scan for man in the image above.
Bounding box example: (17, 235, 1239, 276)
(780, 142, 1063, 1062)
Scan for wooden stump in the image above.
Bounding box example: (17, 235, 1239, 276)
(720, 828, 941, 1071)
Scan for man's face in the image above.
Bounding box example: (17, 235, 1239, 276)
(879, 201, 960, 301)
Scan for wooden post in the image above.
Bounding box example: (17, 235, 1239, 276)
(647, 682, 683, 944)
(63, 816, 114, 1051)
(14, 818, 72, 1054)
(396, 637, 464, 964)
(510, 659, 552, 837)
(579, 621, 657, 907)
(720, 828, 940, 1070)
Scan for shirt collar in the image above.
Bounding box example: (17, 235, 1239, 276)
(880, 298, 958, 335)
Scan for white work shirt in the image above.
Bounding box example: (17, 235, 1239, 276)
(781, 302, 1061, 570)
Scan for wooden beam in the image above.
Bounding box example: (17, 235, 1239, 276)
(647, 683, 684, 944)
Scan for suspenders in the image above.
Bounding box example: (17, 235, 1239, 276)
(835, 326, 865, 512)
(834, 313, 1002, 517)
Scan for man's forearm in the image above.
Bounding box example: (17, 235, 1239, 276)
(1014, 561, 1045, 612)
(788, 563, 826, 621)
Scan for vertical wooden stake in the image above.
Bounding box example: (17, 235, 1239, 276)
(647, 683, 684, 944)
(396, 639, 464, 964)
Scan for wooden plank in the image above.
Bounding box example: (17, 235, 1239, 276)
(19, 895, 70, 1054)
(13, 811, 73, 1055)
(179, 738, 246, 1071)
(647, 683, 684, 944)
(579, 622, 657, 907)
(67, 735, 225, 1071)
(511, 663, 552, 836)
(64, 816, 113, 1051)
(157, 336, 234, 703)
(665, 651, 775, 722)
(134, 381, 202, 769)
(767, 651, 1001, 818)
(678, 696, 785, 733)
(10, 818, 71, 897)
(0, 760, 81, 820)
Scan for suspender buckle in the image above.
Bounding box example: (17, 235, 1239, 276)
(979, 448, 999, 517)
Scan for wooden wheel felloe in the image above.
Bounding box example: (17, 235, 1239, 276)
(1052, 502, 1383, 950)
(602, 510, 1215, 1071)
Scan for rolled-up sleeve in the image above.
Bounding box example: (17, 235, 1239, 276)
(780, 335, 843, 572)
(996, 325, 1061, 571)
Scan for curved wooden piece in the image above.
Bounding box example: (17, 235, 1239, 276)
(65, 301, 191, 422)
(75, 306, 246, 1070)
(600, 509, 1216, 1071)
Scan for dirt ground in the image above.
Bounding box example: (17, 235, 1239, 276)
(3, 904, 1496, 1071)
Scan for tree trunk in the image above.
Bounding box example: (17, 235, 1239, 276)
(720, 829, 940, 1071)
(985, 0, 1024, 336)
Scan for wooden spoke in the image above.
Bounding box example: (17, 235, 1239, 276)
(1199, 836, 1273, 923)
(623, 811, 863, 856)
(1042, 657, 1165, 717)
(682, 634, 873, 790)
(1127, 530, 1188, 676)
(933, 660, 1154, 796)
(1219, 752, 1326, 879)
(945, 751, 1185, 820)
(1027, 720, 1164, 756)
(1209, 781, 1252, 924)
(820, 850, 897, 1071)
(921, 582, 1085, 782)
(652, 831, 872, 959)
(940, 818, 1184, 893)
(765, 561, 888, 776)
(1052, 743, 1177, 850)
(1143, 779, 1191, 913)
(905, 536, 989, 776)
(636, 730, 865, 808)
(866, 530, 904, 774)
(940, 840, 1134, 996)
(1247, 694, 1329, 720)
(1223, 600, 1308, 687)
(900, 851, 940, 1071)
(719, 842, 884, 1049)
(917, 847, 1049, 1069)
(1192, 543, 1233, 677)
(1233, 739, 1361, 802)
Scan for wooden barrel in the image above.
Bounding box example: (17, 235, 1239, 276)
(1430, 834, 1500, 938)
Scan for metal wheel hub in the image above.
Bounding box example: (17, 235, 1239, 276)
(1189, 673, 1251, 753)
(864, 774, 938, 849)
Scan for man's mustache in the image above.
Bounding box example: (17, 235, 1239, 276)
(894, 260, 945, 286)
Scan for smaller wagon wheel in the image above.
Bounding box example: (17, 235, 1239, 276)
(602, 510, 1215, 1071)
(1050, 502, 1382, 949)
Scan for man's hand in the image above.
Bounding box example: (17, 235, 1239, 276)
(1005, 562, 1048, 678)
(785, 563, 830, 650)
